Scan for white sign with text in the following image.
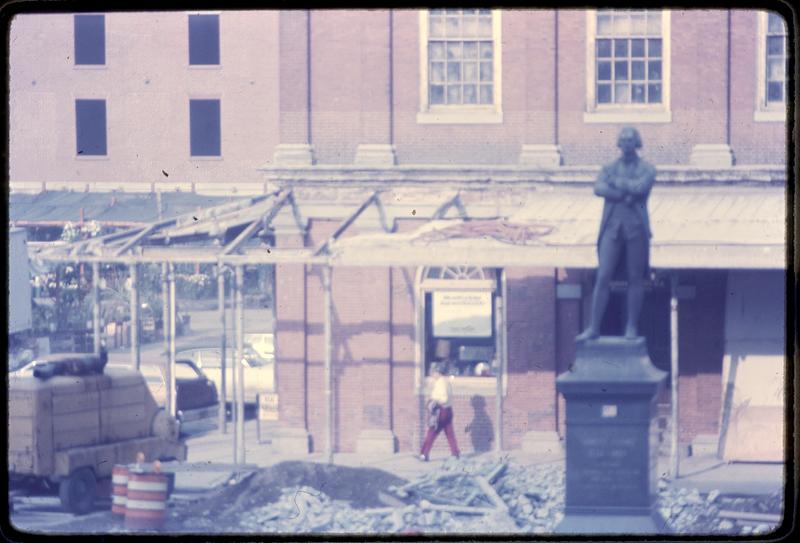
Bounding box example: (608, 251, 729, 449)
(432, 291, 492, 337)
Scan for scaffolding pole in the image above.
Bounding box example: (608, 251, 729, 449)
(670, 274, 680, 480)
(130, 263, 140, 370)
(494, 270, 505, 454)
(217, 264, 228, 434)
(231, 270, 239, 463)
(92, 262, 101, 354)
(235, 265, 246, 464)
(167, 263, 177, 419)
(322, 266, 334, 464)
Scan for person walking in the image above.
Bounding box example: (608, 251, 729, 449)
(419, 362, 460, 461)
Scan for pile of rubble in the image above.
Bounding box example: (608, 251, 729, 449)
(168, 457, 782, 536)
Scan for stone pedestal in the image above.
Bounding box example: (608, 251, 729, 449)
(273, 143, 315, 167)
(689, 144, 734, 168)
(555, 337, 669, 534)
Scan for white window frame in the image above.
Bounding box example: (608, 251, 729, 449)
(417, 9, 503, 124)
(188, 11, 222, 69)
(584, 9, 672, 124)
(755, 11, 787, 122)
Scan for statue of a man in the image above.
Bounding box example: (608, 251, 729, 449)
(576, 127, 656, 341)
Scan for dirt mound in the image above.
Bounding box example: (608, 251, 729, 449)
(180, 461, 406, 529)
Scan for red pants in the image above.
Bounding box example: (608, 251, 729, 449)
(421, 406, 460, 458)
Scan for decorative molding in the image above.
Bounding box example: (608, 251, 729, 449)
(354, 144, 396, 167)
(273, 143, 316, 167)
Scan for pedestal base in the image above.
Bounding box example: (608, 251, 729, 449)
(689, 143, 734, 168)
(273, 143, 315, 166)
(355, 429, 398, 455)
(556, 507, 670, 534)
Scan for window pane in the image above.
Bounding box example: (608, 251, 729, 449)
(479, 42, 493, 59)
(648, 60, 661, 80)
(189, 14, 220, 65)
(75, 99, 107, 156)
(615, 60, 628, 80)
(767, 58, 785, 81)
(479, 84, 493, 104)
(463, 62, 478, 81)
(632, 83, 646, 103)
(463, 16, 478, 36)
(447, 42, 462, 59)
(597, 83, 612, 103)
(430, 17, 445, 37)
(446, 16, 460, 36)
(597, 39, 612, 58)
(646, 11, 662, 35)
(614, 83, 630, 103)
(463, 41, 478, 58)
(613, 14, 630, 35)
(430, 42, 445, 60)
(630, 13, 646, 35)
(74, 15, 105, 65)
(479, 61, 492, 82)
(648, 83, 662, 102)
(447, 62, 461, 82)
(767, 81, 783, 102)
(631, 60, 645, 80)
(614, 39, 628, 57)
(597, 61, 612, 81)
(631, 39, 645, 57)
(597, 14, 613, 36)
(463, 84, 478, 104)
(430, 85, 445, 104)
(767, 12, 785, 34)
(431, 62, 445, 83)
(189, 99, 221, 156)
(767, 36, 784, 55)
(647, 38, 662, 57)
(447, 84, 462, 103)
(478, 16, 492, 37)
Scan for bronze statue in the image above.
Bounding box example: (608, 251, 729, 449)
(576, 127, 655, 341)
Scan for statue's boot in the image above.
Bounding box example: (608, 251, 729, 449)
(624, 324, 638, 339)
(575, 327, 599, 342)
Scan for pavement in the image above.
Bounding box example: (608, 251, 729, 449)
(107, 308, 786, 499)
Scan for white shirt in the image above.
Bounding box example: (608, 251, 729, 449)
(430, 375, 454, 407)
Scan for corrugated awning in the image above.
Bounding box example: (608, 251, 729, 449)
(326, 188, 785, 269)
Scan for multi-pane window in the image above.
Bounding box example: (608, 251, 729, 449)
(595, 10, 662, 105)
(427, 9, 494, 106)
(75, 99, 107, 156)
(74, 14, 105, 65)
(765, 12, 787, 104)
(189, 99, 221, 156)
(189, 14, 220, 65)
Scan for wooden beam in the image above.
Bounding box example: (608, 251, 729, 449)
(314, 191, 381, 256)
(221, 190, 293, 256)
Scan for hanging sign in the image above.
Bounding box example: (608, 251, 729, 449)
(432, 291, 492, 337)
(258, 392, 279, 421)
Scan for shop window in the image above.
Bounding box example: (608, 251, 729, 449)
(422, 267, 499, 378)
(74, 14, 105, 66)
(189, 14, 220, 65)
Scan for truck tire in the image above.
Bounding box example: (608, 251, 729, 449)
(59, 467, 96, 515)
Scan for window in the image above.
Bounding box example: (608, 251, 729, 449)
(585, 9, 671, 123)
(421, 267, 499, 380)
(75, 99, 107, 156)
(755, 11, 787, 121)
(189, 14, 220, 65)
(74, 14, 105, 65)
(418, 9, 503, 124)
(189, 99, 221, 157)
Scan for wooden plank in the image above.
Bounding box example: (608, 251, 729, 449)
(100, 406, 151, 442)
(718, 510, 782, 523)
(8, 418, 35, 442)
(7, 395, 37, 417)
(100, 384, 147, 408)
(53, 410, 100, 449)
(474, 476, 509, 513)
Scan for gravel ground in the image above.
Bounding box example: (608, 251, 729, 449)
(14, 458, 783, 536)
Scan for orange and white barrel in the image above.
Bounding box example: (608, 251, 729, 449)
(124, 471, 168, 530)
(111, 464, 129, 517)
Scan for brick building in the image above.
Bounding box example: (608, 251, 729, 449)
(8, 9, 788, 461)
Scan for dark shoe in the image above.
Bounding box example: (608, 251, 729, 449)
(575, 328, 599, 342)
(418, 454, 429, 462)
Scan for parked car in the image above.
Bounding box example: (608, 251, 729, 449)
(177, 343, 274, 406)
(110, 360, 219, 435)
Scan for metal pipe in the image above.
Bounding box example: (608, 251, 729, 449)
(130, 264, 140, 370)
(235, 265, 246, 464)
(217, 264, 228, 434)
(231, 270, 239, 463)
(92, 262, 101, 354)
(167, 263, 177, 419)
(494, 269, 505, 453)
(322, 266, 334, 464)
(670, 274, 680, 479)
(162, 262, 169, 367)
